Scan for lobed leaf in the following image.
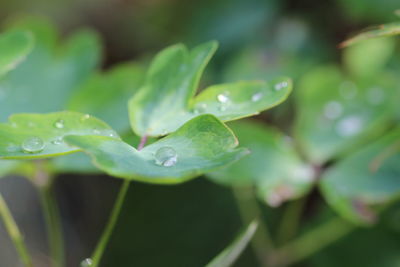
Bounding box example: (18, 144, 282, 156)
(206, 221, 258, 267)
(65, 115, 249, 184)
(320, 128, 400, 225)
(0, 30, 33, 76)
(129, 41, 292, 137)
(68, 62, 145, 133)
(0, 111, 119, 159)
(208, 121, 314, 207)
(294, 65, 399, 164)
(0, 17, 101, 122)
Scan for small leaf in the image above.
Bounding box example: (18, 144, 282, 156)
(65, 115, 249, 184)
(68, 62, 145, 133)
(340, 22, 400, 48)
(0, 17, 101, 122)
(320, 128, 400, 225)
(208, 121, 314, 207)
(206, 221, 258, 267)
(0, 30, 33, 75)
(129, 41, 292, 137)
(0, 111, 118, 159)
(294, 65, 398, 164)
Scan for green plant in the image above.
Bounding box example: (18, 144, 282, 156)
(1, 15, 400, 267)
(0, 17, 292, 267)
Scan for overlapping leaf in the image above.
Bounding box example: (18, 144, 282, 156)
(320, 128, 400, 225)
(0, 30, 33, 76)
(0, 112, 118, 159)
(294, 65, 399, 164)
(65, 115, 248, 184)
(208, 121, 314, 206)
(340, 22, 400, 48)
(206, 221, 258, 267)
(0, 17, 101, 122)
(129, 41, 292, 137)
(68, 62, 145, 133)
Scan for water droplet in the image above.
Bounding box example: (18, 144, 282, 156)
(323, 101, 343, 120)
(219, 105, 227, 112)
(11, 122, 17, 128)
(93, 129, 100, 134)
(339, 81, 358, 100)
(51, 138, 63, 145)
(367, 87, 385, 105)
(22, 137, 45, 153)
(275, 81, 288, 91)
(217, 93, 229, 103)
(251, 92, 263, 102)
(336, 115, 363, 137)
(54, 119, 64, 129)
(194, 103, 207, 114)
(154, 146, 178, 167)
(6, 143, 19, 152)
(81, 114, 90, 121)
(80, 258, 93, 267)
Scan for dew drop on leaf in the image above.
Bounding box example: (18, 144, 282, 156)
(93, 129, 100, 134)
(323, 101, 343, 120)
(80, 258, 93, 267)
(51, 138, 63, 145)
(22, 136, 45, 153)
(274, 81, 288, 91)
(154, 146, 178, 167)
(217, 93, 229, 103)
(54, 119, 65, 129)
(251, 92, 263, 102)
(335, 115, 363, 137)
(6, 143, 19, 152)
(194, 103, 207, 114)
(81, 114, 90, 121)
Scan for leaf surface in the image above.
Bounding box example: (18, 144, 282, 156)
(320, 128, 400, 224)
(0, 30, 33, 76)
(129, 41, 292, 137)
(65, 115, 248, 184)
(0, 111, 118, 159)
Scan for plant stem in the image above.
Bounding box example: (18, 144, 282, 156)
(38, 179, 65, 267)
(33, 161, 64, 267)
(0, 193, 33, 267)
(232, 187, 274, 267)
(274, 217, 355, 266)
(90, 179, 130, 267)
(277, 197, 306, 245)
(89, 135, 147, 267)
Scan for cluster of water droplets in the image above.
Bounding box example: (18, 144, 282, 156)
(216, 92, 230, 111)
(320, 81, 372, 137)
(5, 114, 119, 155)
(154, 146, 178, 167)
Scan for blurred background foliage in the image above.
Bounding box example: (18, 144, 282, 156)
(0, 0, 400, 266)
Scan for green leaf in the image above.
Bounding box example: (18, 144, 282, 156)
(65, 115, 249, 184)
(208, 121, 314, 207)
(340, 22, 400, 48)
(0, 30, 33, 76)
(129, 41, 292, 137)
(0, 111, 118, 159)
(206, 221, 258, 267)
(320, 128, 400, 225)
(0, 17, 101, 122)
(68, 62, 145, 133)
(343, 37, 396, 79)
(294, 65, 399, 164)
